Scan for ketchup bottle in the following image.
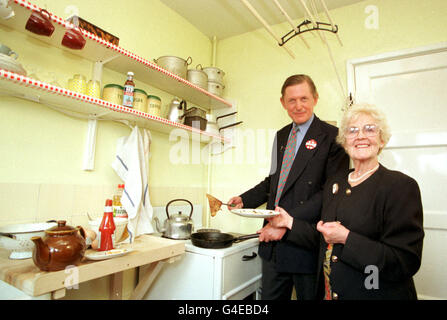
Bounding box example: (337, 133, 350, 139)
(98, 199, 116, 251)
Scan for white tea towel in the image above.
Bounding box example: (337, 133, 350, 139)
(112, 126, 154, 242)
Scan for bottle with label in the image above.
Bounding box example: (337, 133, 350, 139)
(98, 199, 116, 251)
(122, 71, 135, 108)
(113, 184, 128, 218)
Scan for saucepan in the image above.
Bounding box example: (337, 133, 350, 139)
(190, 231, 258, 249)
(154, 55, 192, 79)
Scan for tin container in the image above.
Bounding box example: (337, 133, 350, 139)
(147, 95, 161, 117)
(133, 88, 148, 112)
(102, 84, 123, 105)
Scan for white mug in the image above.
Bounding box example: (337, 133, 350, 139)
(0, 0, 15, 20)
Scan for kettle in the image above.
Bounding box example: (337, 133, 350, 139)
(166, 98, 186, 123)
(154, 199, 194, 239)
(166, 98, 199, 123)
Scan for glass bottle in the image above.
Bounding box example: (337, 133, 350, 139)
(122, 71, 135, 108)
(113, 184, 128, 218)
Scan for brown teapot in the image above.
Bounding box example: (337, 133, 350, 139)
(31, 220, 86, 271)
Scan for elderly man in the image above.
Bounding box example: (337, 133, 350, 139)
(228, 74, 349, 300)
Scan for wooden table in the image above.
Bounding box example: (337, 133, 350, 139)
(0, 235, 184, 299)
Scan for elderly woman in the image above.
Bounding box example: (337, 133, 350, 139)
(269, 104, 424, 300)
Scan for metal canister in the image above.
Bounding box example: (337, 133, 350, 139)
(147, 95, 161, 117)
(102, 84, 124, 105)
(133, 88, 148, 112)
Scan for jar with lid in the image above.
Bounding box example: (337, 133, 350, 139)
(87, 80, 101, 98)
(102, 84, 124, 105)
(133, 88, 148, 112)
(147, 95, 161, 117)
(68, 74, 87, 94)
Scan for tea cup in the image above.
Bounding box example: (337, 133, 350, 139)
(61, 27, 86, 50)
(25, 9, 55, 37)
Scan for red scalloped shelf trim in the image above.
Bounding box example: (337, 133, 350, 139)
(14, 0, 231, 108)
(0, 69, 226, 140)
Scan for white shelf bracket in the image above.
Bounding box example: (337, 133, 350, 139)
(92, 61, 103, 87)
(82, 118, 98, 171)
(92, 54, 120, 87)
(99, 54, 120, 65)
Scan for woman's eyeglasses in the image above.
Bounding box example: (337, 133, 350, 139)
(346, 124, 379, 139)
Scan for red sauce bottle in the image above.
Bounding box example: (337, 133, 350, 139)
(98, 199, 116, 251)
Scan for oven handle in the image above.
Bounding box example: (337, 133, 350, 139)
(242, 252, 257, 261)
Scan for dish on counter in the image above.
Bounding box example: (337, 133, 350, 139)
(84, 248, 133, 260)
(0, 221, 57, 260)
(230, 208, 279, 218)
(0, 53, 27, 76)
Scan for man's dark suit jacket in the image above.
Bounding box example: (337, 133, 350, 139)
(240, 115, 349, 273)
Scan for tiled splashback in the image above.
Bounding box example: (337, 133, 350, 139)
(0, 183, 262, 234)
(0, 183, 207, 229)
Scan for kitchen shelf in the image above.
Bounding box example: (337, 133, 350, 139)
(0, 69, 229, 143)
(0, 0, 232, 111)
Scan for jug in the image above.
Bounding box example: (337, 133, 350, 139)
(166, 98, 202, 123)
(166, 98, 186, 123)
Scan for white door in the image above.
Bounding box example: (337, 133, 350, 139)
(347, 42, 447, 300)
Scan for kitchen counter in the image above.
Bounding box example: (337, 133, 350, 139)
(0, 235, 184, 299)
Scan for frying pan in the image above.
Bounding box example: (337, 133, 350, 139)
(190, 231, 259, 249)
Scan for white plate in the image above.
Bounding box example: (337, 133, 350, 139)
(84, 248, 133, 260)
(230, 208, 279, 218)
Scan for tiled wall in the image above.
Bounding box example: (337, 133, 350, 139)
(0, 183, 206, 229)
(0, 182, 208, 299)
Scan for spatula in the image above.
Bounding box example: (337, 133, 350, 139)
(206, 193, 236, 217)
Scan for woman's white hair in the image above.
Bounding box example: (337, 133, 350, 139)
(336, 104, 391, 154)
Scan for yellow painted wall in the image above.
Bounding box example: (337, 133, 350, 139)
(0, 0, 213, 299)
(1, 0, 446, 299)
(209, 0, 447, 233)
